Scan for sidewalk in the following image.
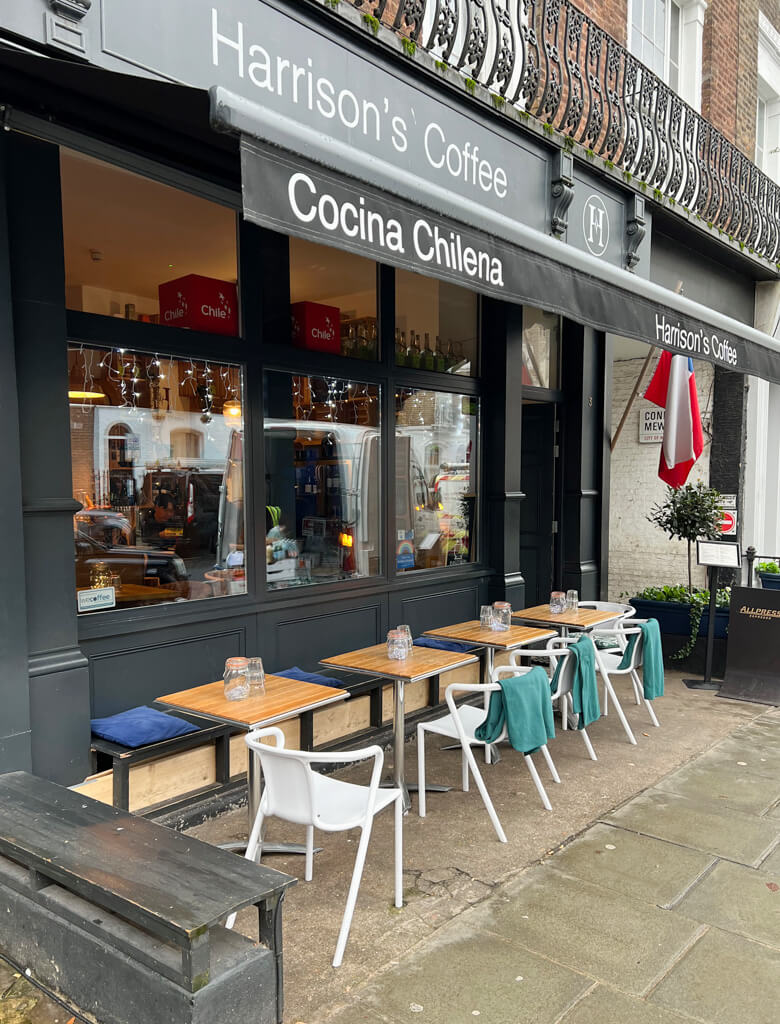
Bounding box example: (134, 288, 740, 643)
(323, 707, 780, 1024)
(195, 673, 779, 1024)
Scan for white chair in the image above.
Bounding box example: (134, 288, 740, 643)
(416, 678, 560, 843)
(226, 727, 403, 968)
(593, 620, 661, 729)
(509, 639, 598, 761)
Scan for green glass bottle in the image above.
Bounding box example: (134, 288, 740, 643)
(422, 332, 435, 371)
(434, 335, 446, 372)
(395, 329, 406, 365)
(406, 330, 422, 369)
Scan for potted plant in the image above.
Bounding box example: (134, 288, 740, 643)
(756, 560, 780, 590)
(628, 483, 728, 670)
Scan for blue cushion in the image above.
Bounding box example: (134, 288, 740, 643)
(276, 666, 343, 688)
(413, 637, 478, 653)
(91, 706, 199, 748)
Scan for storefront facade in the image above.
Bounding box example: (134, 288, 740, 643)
(2, 0, 780, 786)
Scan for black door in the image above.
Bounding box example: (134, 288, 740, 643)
(520, 404, 557, 606)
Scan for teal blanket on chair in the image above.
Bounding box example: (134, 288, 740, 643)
(474, 667, 555, 754)
(618, 618, 664, 699)
(552, 634, 600, 729)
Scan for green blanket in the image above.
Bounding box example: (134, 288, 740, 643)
(551, 634, 600, 729)
(474, 667, 555, 755)
(618, 618, 664, 699)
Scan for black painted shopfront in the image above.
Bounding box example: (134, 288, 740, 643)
(2, 0, 779, 786)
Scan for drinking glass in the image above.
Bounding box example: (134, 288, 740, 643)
(223, 657, 250, 701)
(479, 604, 494, 629)
(549, 592, 566, 614)
(387, 629, 408, 661)
(492, 601, 512, 631)
(247, 657, 266, 696)
(566, 590, 579, 611)
(397, 624, 414, 653)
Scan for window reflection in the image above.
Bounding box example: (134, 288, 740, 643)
(70, 345, 246, 610)
(522, 307, 560, 389)
(264, 373, 381, 589)
(395, 389, 478, 571)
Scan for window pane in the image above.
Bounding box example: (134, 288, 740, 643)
(522, 307, 560, 389)
(395, 268, 478, 375)
(61, 150, 238, 331)
(70, 345, 246, 611)
(264, 372, 381, 589)
(289, 238, 378, 359)
(670, 2, 681, 56)
(395, 389, 478, 572)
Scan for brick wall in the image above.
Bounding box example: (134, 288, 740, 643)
(578, 0, 627, 44)
(608, 356, 714, 600)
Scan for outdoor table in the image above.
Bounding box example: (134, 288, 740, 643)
(422, 621, 557, 763)
(512, 604, 620, 638)
(320, 643, 478, 811)
(157, 675, 348, 853)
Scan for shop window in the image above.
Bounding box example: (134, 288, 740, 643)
(395, 388, 478, 572)
(264, 371, 381, 589)
(522, 307, 560, 390)
(69, 344, 246, 611)
(61, 149, 238, 332)
(395, 269, 478, 376)
(289, 238, 378, 359)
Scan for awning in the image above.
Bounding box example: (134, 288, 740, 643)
(214, 88, 780, 385)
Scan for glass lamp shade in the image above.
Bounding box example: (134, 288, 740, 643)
(223, 398, 242, 422)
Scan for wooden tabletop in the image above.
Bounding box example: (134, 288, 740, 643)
(512, 604, 621, 629)
(157, 674, 348, 729)
(424, 621, 557, 650)
(0, 771, 295, 943)
(321, 643, 478, 683)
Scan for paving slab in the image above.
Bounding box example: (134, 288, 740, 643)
(559, 984, 691, 1024)
(347, 926, 591, 1024)
(602, 789, 779, 866)
(463, 865, 702, 996)
(654, 759, 780, 815)
(548, 823, 714, 908)
(759, 844, 780, 873)
(650, 927, 780, 1024)
(691, 745, 780, 782)
(675, 859, 780, 947)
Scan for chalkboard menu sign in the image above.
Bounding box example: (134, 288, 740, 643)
(720, 586, 780, 705)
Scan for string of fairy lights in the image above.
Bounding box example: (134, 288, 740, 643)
(70, 345, 241, 423)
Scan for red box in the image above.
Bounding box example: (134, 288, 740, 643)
(290, 301, 341, 353)
(158, 274, 239, 336)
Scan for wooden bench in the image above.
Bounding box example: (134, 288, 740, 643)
(89, 710, 234, 812)
(0, 772, 296, 1024)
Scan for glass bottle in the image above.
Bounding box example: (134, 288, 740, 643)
(434, 335, 446, 373)
(422, 332, 435, 371)
(407, 332, 422, 369)
(395, 328, 406, 366)
(357, 324, 369, 360)
(445, 339, 456, 371)
(368, 320, 378, 360)
(342, 324, 355, 358)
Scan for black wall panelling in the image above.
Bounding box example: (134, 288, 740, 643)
(0, 135, 32, 774)
(481, 298, 526, 607)
(559, 320, 605, 600)
(7, 132, 91, 784)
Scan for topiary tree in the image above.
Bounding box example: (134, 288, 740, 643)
(647, 482, 723, 596)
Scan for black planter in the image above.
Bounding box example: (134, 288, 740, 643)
(629, 598, 729, 638)
(758, 571, 780, 591)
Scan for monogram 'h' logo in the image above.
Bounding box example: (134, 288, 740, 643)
(583, 195, 609, 257)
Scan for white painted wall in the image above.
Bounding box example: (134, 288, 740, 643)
(608, 352, 714, 599)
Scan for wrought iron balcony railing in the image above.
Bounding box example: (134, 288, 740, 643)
(331, 0, 780, 267)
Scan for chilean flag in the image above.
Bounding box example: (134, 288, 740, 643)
(644, 352, 704, 488)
